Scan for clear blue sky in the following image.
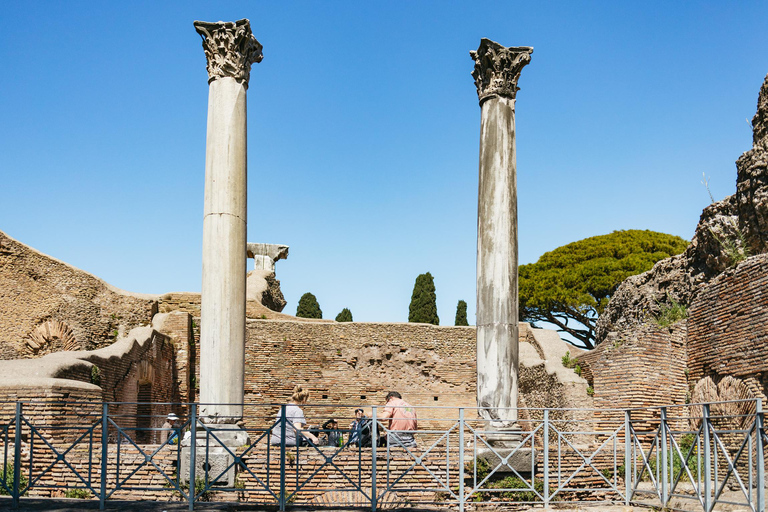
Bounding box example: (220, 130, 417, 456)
(1, 1, 767, 325)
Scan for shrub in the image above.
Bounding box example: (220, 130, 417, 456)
(335, 308, 353, 322)
(654, 297, 688, 327)
(408, 272, 439, 325)
(65, 488, 91, 499)
(0, 462, 28, 496)
(296, 293, 322, 319)
(90, 365, 101, 386)
(454, 300, 469, 326)
(561, 351, 577, 368)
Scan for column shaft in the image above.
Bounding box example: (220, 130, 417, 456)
(476, 96, 519, 424)
(200, 77, 248, 421)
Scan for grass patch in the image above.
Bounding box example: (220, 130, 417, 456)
(654, 297, 687, 327)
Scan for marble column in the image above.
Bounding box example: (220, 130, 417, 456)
(195, 19, 262, 423)
(471, 39, 532, 426)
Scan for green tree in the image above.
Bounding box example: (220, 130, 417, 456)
(519, 230, 688, 349)
(455, 300, 469, 326)
(296, 292, 322, 319)
(335, 308, 353, 322)
(408, 272, 439, 325)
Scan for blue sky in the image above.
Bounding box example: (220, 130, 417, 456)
(1, 1, 767, 325)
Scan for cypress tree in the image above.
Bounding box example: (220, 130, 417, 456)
(296, 292, 322, 319)
(455, 300, 468, 326)
(335, 308, 353, 322)
(408, 272, 439, 325)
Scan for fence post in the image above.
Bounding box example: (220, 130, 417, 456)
(459, 408, 465, 512)
(625, 409, 632, 506)
(100, 403, 108, 510)
(543, 409, 549, 507)
(660, 407, 669, 507)
(755, 399, 764, 512)
(189, 404, 197, 512)
(703, 403, 712, 512)
(371, 406, 378, 512)
(279, 404, 286, 512)
(12, 402, 21, 510)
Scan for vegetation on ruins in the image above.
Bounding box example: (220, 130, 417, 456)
(408, 272, 439, 325)
(465, 457, 553, 502)
(64, 488, 91, 499)
(519, 230, 688, 349)
(454, 300, 469, 326)
(335, 308, 353, 322)
(0, 462, 27, 495)
(654, 296, 688, 327)
(296, 292, 322, 319)
(90, 365, 101, 386)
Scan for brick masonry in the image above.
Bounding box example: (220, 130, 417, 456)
(688, 254, 768, 395)
(580, 253, 768, 429)
(0, 230, 157, 360)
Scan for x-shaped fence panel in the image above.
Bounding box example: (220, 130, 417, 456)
(0, 400, 762, 512)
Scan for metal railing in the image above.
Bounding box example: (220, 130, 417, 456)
(0, 399, 763, 511)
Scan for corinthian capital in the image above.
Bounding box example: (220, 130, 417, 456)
(470, 38, 533, 104)
(194, 19, 263, 87)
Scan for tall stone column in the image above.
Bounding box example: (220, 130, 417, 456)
(471, 39, 532, 427)
(195, 19, 262, 423)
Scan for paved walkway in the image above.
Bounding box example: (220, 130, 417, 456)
(0, 498, 640, 512)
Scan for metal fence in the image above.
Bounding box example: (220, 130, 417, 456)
(0, 399, 764, 511)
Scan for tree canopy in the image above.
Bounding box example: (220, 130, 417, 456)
(296, 292, 322, 319)
(455, 300, 469, 326)
(519, 230, 688, 349)
(335, 308, 353, 322)
(408, 272, 439, 325)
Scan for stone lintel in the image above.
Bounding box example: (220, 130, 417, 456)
(470, 38, 533, 104)
(194, 18, 263, 87)
(246, 243, 289, 272)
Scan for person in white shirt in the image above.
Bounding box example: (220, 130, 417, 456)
(270, 385, 319, 446)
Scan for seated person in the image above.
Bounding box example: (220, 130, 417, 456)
(349, 409, 371, 447)
(321, 418, 343, 447)
(269, 385, 320, 447)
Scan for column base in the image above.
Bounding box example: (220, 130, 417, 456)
(477, 424, 535, 476)
(180, 424, 250, 487)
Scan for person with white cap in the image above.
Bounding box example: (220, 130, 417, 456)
(161, 412, 180, 444)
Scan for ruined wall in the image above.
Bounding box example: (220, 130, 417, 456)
(0, 326, 179, 443)
(158, 291, 329, 322)
(154, 311, 195, 404)
(0, 230, 158, 360)
(578, 324, 688, 430)
(687, 254, 768, 401)
(221, 320, 589, 432)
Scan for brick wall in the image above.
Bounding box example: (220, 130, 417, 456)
(687, 254, 768, 398)
(578, 324, 688, 430)
(155, 312, 195, 404)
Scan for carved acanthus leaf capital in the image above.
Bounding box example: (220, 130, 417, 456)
(194, 19, 263, 87)
(470, 38, 533, 104)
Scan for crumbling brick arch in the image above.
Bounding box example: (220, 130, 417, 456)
(25, 319, 78, 356)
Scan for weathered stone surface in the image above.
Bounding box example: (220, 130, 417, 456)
(197, 19, 261, 424)
(194, 19, 263, 86)
(472, 39, 532, 425)
(246, 269, 287, 312)
(470, 38, 533, 104)
(736, 72, 768, 255)
(0, 229, 158, 360)
(246, 243, 288, 273)
(595, 72, 768, 344)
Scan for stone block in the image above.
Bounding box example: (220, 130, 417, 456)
(477, 445, 536, 476)
(180, 445, 236, 487)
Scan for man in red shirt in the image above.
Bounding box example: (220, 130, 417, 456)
(379, 391, 417, 448)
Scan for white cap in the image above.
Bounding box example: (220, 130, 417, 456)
(167, 413, 179, 421)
